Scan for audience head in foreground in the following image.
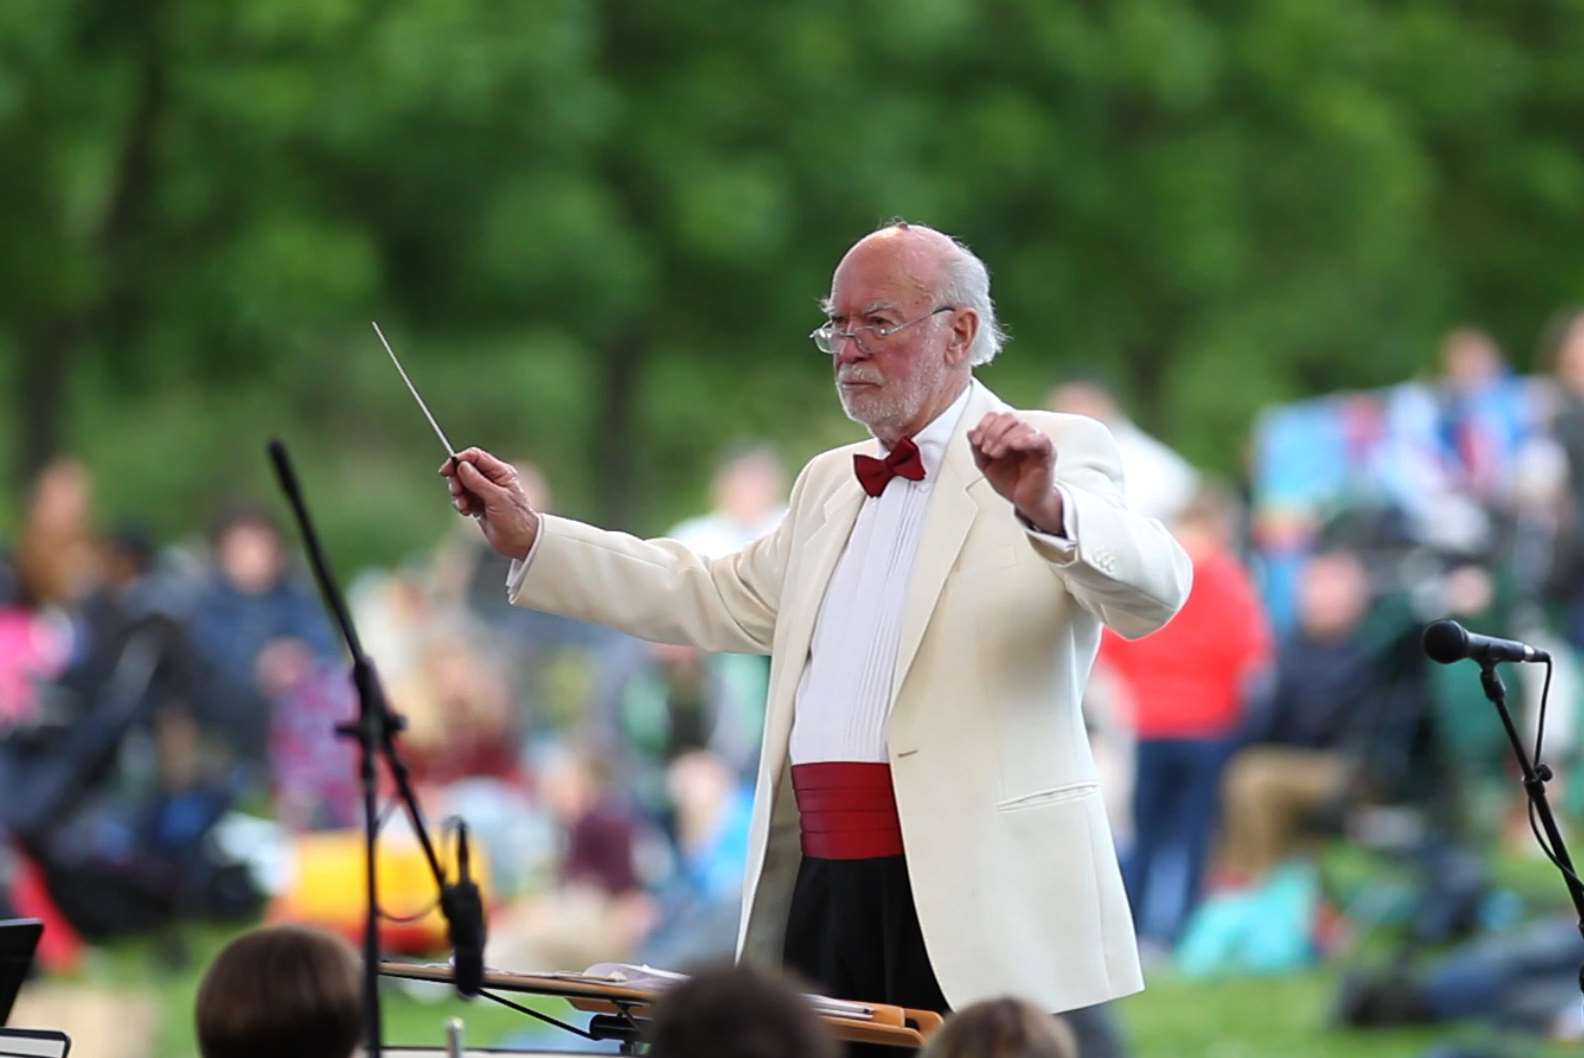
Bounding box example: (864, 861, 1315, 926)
(645, 962, 837, 1058)
(195, 923, 363, 1058)
(923, 997, 1079, 1058)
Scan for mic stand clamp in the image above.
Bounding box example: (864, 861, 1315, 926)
(1477, 661, 1584, 996)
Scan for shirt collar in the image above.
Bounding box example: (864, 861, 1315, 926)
(883, 380, 974, 481)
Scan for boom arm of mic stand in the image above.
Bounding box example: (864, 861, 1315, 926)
(1478, 661, 1584, 995)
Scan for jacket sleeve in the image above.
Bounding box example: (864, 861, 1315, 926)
(1022, 414, 1194, 639)
(505, 465, 810, 655)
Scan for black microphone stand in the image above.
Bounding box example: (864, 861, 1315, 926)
(1476, 660, 1584, 995)
(268, 440, 484, 1055)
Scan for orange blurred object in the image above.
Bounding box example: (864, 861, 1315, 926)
(269, 828, 490, 953)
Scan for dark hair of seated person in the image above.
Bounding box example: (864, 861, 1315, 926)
(195, 923, 363, 1058)
(922, 997, 1078, 1058)
(644, 961, 837, 1058)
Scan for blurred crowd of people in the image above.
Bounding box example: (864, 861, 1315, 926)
(7, 313, 1584, 1053)
(0, 444, 787, 982)
(1078, 310, 1584, 1049)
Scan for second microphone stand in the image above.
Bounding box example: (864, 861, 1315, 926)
(1476, 660, 1584, 995)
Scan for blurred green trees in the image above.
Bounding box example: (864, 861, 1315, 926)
(2, 0, 1582, 564)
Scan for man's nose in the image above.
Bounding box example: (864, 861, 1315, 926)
(833, 333, 869, 366)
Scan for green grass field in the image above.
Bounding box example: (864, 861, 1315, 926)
(1122, 969, 1568, 1058)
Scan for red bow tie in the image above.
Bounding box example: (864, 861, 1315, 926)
(853, 436, 926, 497)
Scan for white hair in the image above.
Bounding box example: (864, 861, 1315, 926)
(934, 231, 1008, 366)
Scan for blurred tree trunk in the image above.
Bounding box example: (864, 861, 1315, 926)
(14, 321, 77, 485)
(592, 335, 647, 529)
(1128, 341, 1171, 431)
(97, 35, 165, 340)
(10, 5, 164, 489)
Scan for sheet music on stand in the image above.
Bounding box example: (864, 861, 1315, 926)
(406, 961, 880, 1023)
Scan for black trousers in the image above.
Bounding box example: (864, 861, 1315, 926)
(782, 855, 948, 1055)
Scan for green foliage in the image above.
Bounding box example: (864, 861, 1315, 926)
(3, 0, 1584, 561)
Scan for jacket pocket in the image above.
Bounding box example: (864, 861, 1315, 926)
(994, 780, 1099, 813)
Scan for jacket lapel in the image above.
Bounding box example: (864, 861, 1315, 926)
(797, 477, 868, 645)
(889, 383, 996, 701)
(758, 473, 866, 773)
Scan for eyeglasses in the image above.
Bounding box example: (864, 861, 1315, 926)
(809, 306, 955, 355)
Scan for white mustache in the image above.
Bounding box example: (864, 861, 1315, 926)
(838, 370, 883, 385)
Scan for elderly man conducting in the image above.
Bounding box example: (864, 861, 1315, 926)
(442, 222, 1191, 1019)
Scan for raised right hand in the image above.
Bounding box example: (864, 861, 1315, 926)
(440, 447, 541, 560)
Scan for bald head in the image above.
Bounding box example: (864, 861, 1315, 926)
(835, 224, 955, 294)
(824, 221, 1006, 368)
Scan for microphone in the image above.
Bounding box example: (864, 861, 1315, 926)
(1422, 619, 1550, 665)
(441, 821, 486, 998)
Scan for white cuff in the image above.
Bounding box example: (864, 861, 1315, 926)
(1013, 484, 1077, 538)
(504, 523, 547, 601)
(1018, 485, 1078, 558)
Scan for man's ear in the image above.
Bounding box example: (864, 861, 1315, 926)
(946, 309, 980, 366)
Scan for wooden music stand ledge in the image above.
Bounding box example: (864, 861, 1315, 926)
(380, 960, 943, 1052)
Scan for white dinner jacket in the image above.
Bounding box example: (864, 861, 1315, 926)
(509, 380, 1192, 1012)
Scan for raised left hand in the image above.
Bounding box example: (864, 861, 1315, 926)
(968, 411, 1064, 532)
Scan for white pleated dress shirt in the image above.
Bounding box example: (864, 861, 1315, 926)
(787, 385, 975, 764)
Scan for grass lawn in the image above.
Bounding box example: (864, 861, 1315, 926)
(1119, 968, 1573, 1058)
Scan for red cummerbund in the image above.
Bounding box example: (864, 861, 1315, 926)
(791, 762, 903, 860)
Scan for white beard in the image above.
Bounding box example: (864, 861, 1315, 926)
(836, 353, 947, 438)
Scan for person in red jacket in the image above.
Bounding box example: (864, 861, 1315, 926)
(1100, 484, 1272, 948)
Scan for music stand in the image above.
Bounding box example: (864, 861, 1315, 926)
(0, 1028, 70, 1058)
(0, 920, 43, 1026)
(380, 961, 942, 1051)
